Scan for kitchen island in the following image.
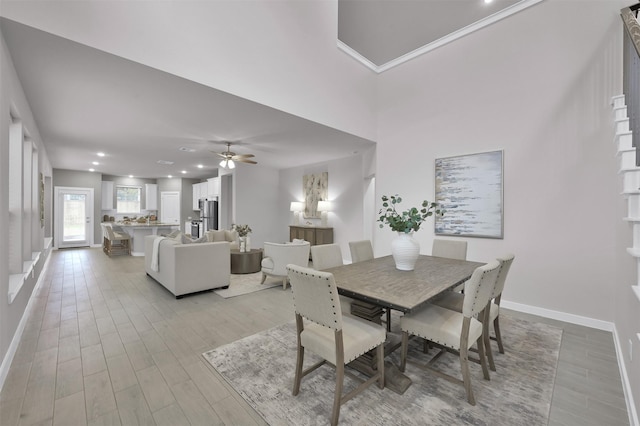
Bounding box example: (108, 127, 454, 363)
(103, 222, 180, 256)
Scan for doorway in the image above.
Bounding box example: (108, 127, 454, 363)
(54, 186, 94, 248)
(160, 191, 180, 224)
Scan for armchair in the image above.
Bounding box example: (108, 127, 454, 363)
(260, 241, 311, 289)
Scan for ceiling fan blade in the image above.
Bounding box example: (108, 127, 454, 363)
(236, 158, 257, 164)
(232, 153, 255, 159)
(213, 152, 228, 159)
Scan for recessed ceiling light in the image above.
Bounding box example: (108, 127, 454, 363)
(197, 164, 204, 169)
(181, 170, 187, 174)
(179, 147, 196, 152)
(484, 0, 493, 3)
(157, 160, 174, 165)
(97, 152, 105, 157)
(92, 161, 99, 165)
(89, 168, 95, 172)
(168, 175, 173, 178)
(129, 175, 134, 178)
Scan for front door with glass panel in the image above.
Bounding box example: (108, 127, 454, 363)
(55, 187, 94, 248)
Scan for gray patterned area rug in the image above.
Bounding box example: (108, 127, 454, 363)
(214, 272, 282, 298)
(203, 314, 561, 425)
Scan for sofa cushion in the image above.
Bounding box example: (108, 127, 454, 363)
(206, 230, 226, 242)
(225, 229, 238, 242)
(193, 235, 208, 243)
(261, 257, 274, 271)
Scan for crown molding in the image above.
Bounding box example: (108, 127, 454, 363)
(338, 0, 544, 74)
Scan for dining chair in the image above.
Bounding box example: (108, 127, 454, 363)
(432, 239, 467, 260)
(487, 254, 515, 357)
(311, 244, 354, 314)
(286, 264, 386, 426)
(348, 239, 374, 263)
(431, 254, 515, 371)
(399, 260, 501, 405)
(260, 241, 310, 289)
(103, 224, 131, 256)
(432, 239, 468, 292)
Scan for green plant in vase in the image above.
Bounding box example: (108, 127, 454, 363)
(377, 194, 445, 270)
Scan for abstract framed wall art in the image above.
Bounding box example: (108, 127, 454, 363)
(303, 172, 328, 219)
(434, 150, 503, 239)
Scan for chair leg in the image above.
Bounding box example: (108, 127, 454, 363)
(292, 344, 304, 396)
(282, 277, 288, 290)
(260, 272, 267, 284)
(459, 345, 475, 406)
(494, 316, 505, 354)
(400, 331, 409, 372)
(293, 314, 304, 396)
(477, 336, 490, 380)
(485, 326, 496, 372)
(376, 343, 384, 389)
(331, 362, 345, 426)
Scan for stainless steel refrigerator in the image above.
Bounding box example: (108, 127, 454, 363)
(200, 198, 219, 231)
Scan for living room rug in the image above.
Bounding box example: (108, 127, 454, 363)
(214, 272, 282, 298)
(203, 314, 561, 425)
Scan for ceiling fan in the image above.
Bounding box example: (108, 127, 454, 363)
(213, 142, 257, 169)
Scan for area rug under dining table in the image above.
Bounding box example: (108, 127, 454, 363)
(202, 313, 561, 425)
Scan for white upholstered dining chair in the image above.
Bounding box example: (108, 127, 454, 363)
(432, 239, 467, 292)
(311, 244, 354, 314)
(260, 241, 310, 289)
(286, 264, 386, 426)
(400, 260, 501, 405)
(431, 254, 515, 371)
(348, 239, 374, 263)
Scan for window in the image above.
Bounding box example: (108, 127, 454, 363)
(116, 186, 141, 214)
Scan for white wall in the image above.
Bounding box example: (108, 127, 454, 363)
(0, 31, 52, 384)
(279, 153, 371, 262)
(233, 164, 281, 249)
(0, 0, 377, 142)
(376, 0, 637, 415)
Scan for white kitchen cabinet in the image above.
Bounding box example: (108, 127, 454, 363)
(101, 181, 114, 210)
(192, 182, 207, 210)
(145, 184, 158, 210)
(207, 177, 220, 198)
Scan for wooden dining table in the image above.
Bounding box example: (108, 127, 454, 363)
(324, 254, 485, 394)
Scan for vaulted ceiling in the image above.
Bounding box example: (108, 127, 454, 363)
(1, 1, 533, 179)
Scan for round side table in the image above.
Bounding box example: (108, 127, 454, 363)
(230, 249, 263, 274)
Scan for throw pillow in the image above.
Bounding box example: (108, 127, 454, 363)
(292, 238, 307, 244)
(180, 233, 194, 244)
(171, 232, 184, 242)
(192, 235, 207, 244)
(225, 229, 238, 242)
(165, 229, 181, 238)
(205, 230, 226, 242)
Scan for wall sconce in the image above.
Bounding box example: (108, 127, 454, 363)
(317, 200, 331, 227)
(290, 201, 304, 225)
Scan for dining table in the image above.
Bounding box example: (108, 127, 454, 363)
(324, 254, 485, 394)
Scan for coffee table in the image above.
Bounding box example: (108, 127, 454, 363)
(230, 249, 263, 274)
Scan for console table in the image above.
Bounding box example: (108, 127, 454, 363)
(289, 225, 333, 246)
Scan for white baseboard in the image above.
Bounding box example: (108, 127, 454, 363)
(0, 252, 52, 393)
(612, 325, 640, 426)
(501, 299, 614, 331)
(503, 299, 638, 425)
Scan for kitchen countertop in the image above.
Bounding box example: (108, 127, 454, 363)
(104, 222, 179, 227)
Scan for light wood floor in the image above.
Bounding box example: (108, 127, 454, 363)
(0, 248, 631, 425)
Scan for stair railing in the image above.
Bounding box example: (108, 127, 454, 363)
(622, 3, 640, 165)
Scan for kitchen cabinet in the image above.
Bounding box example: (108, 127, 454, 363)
(145, 184, 158, 210)
(101, 181, 114, 210)
(207, 177, 220, 197)
(192, 181, 207, 210)
(289, 226, 333, 246)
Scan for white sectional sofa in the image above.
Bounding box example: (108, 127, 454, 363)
(144, 234, 230, 298)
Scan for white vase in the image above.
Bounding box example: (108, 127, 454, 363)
(391, 232, 420, 271)
(239, 237, 247, 252)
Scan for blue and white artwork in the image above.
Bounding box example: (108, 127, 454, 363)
(435, 150, 503, 238)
